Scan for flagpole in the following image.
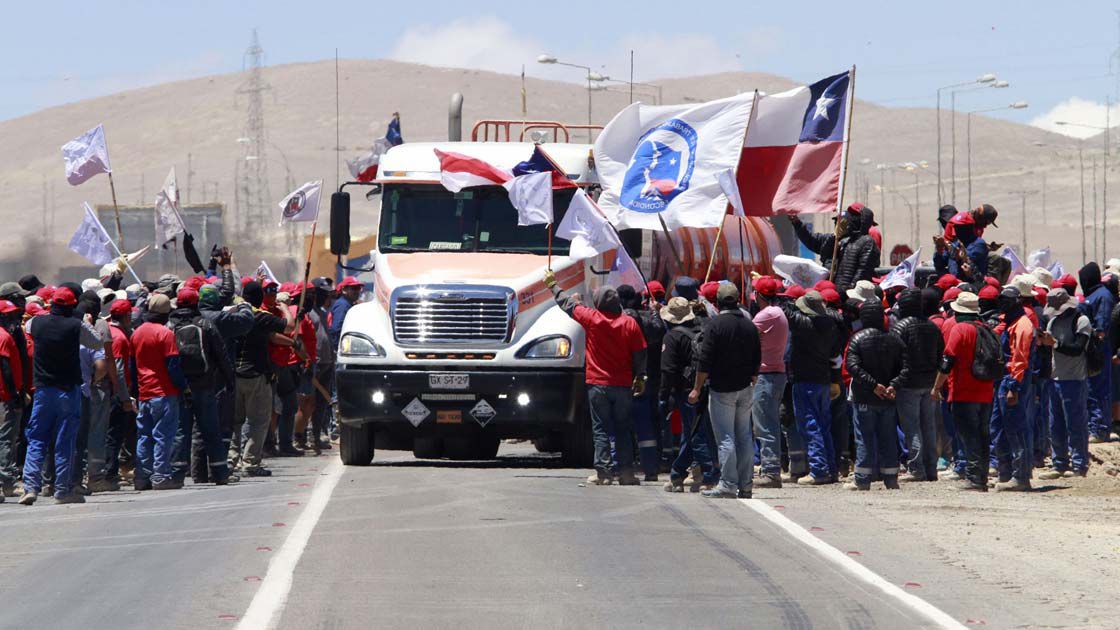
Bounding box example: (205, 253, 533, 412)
(547, 223, 553, 271)
(107, 172, 125, 245)
(657, 214, 684, 272)
(829, 65, 857, 282)
(102, 224, 142, 285)
(705, 91, 758, 285)
(738, 217, 748, 301)
(297, 221, 318, 316)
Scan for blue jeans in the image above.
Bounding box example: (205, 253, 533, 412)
(896, 387, 938, 480)
(1050, 380, 1090, 473)
(1087, 346, 1112, 439)
(709, 386, 755, 493)
(174, 388, 230, 483)
(852, 403, 900, 486)
(22, 386, 81, 497)
(587, 385, 634, 478)
(792, 382, 834, 480)
(631, 390, 660, 477)
(668, 400, 718, 484)
(992, 376, 1031, 483)
(137, 396, 181, 486)
(752, 373, 786, 477)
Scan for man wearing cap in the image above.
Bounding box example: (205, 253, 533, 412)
(646, 281, 667, 307)
(267, 282, 314, 458)
(659, 297, 718, 493)
(934, 212, 989, 283)
(329, 276, 363, 351)
(168, 288, 236, 485)
(303, 279, 336, 452)
(619, 285, 665, 481)
(750, 276, 789, 488)
(832, 206, 881, 293)
(19, 288, 104, 505)
(0, 284, 30, 497)
(687, 283, 761, 499)
(545, 271, 647, 485)
(788, 203, 871, 274)
(0, 300, 25, 502)
(1078, 262, 1117, 442)
(102, 300, 135, 489)
(782, 290, 844, 484)
(131, 294, 187, 491)
(1038, 288, 1092, 479)
(932, 292, 997, 491)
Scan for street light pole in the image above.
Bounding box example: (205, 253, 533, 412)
(1010, 189, 1039, 256)
(936, 74, 996, 208)
(949, 77, 1008, 207)
(967, 102, 1029, 210)
(537, 54, 594, 141)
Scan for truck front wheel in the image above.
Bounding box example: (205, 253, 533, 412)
(340, 422, 375, 466)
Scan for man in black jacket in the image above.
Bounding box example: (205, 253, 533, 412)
(658, 297, 718, 492)
(688, 283, 762, 498)
(833, 207, 880, 293)
(846, 301, 905, 490)
(619, 284, 665, 481)
(891, 288, 945, 482)
(169, 287, 236, 485)
(783, 290, 844, 484)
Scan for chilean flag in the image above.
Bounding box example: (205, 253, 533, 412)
(434, 149, 513, 191)
(739, 70, 852, 216)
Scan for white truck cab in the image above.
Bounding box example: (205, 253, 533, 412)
(331, 137, 606, 465)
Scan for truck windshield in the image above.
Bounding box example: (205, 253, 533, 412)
(378, 184, 574, 255)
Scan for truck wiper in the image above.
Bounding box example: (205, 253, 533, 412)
(483, 248, 541, 255)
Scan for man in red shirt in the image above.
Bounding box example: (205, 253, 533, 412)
(265, 283, 311, 457)
(931, 291, 997, 491)
(130, 294, 186, 491)
(0, 300, 25, 502)
(545, 271, 647, 485)
(104, 299, 135, 488)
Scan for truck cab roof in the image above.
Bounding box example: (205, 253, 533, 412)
(377, 142, 597, 186)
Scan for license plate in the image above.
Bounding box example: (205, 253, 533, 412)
(436, 410, 462, 424)
(429, 373, 470, 390)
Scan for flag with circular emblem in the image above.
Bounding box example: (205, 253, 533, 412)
(278, 180, 322, 225)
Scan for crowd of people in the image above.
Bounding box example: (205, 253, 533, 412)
(0, 247, 365, 505)
(545, 201, 1119, 496)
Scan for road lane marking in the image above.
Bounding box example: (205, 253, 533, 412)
(739, 499, 967, 630)
(237, 458, 343, 630)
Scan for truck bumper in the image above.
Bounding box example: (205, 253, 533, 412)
(335, 364, 585, 438)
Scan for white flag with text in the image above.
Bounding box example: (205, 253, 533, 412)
(279, 180, 322, 225)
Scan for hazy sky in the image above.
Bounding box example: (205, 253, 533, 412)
(4, 1, 1119, 137)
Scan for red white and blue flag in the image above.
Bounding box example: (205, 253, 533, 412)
(739, 69, 853, 216)
(435, 147, 574, 226)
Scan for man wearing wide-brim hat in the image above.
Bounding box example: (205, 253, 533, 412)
(658, 297, 718, 493)
(931, 291, 996, 492)
(1037, 288, 1093, 480)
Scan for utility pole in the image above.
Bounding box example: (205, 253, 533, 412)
(1093, 158, 1099, 262)
(1080, 143, 1087, 264)
(1011, 189, 1039, 257)
(186, 152, 193, 205)
(1105, 97, 1110, 260)
(1041, 172, 1047, 228)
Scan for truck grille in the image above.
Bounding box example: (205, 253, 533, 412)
(391, 285, 514, 345)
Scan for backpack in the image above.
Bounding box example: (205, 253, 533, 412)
(173, 318, 210, 379)
(679, 325, 704, 390)
(966, 321, 1002, 382)
(1086, 330, 1105, 377)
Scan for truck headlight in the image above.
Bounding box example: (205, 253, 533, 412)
(340, 333, 386, 358)
(517, 335, 572, 359)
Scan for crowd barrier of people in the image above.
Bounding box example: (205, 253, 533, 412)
(544, 202, 1119, 496)
(0, 247, 364, 505)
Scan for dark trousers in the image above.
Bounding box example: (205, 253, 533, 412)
(952, 401, 992, 488)
(0, 399, 22, 486)
(104, 403, 135, 482)
(667, 400, 718, 484)
(193, 383, 235, 481)
(174, 388, 229, 483)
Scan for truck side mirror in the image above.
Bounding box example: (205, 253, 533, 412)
(330, 192, 351, 256)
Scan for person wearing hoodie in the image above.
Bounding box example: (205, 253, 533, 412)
(545, 271, 647, 486)
(618, 284, 664, 481)
(19, 288, 104, 505)
(990, 287, 1036, 492)
(782, 290, 844, 484)
(196, 281, 254, 482)
(0, 300, 25, 501)
(1038, 288, 1092, 479)
(845, 301, 905, 490)
(168, 288, 236, 485)
(833, 205, 880, 293)
(891, 288, 945, 482)
(788, 203, 869, 273)
(1078, 262, 1117, 442)
(750, 276, 789, 489)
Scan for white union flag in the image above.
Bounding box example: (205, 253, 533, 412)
(278, 180, 323, 225)
(554, 189, 622, 260)
(68, 202, 116, 266)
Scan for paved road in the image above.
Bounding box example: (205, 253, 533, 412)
(0, 443, 1057, 629)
